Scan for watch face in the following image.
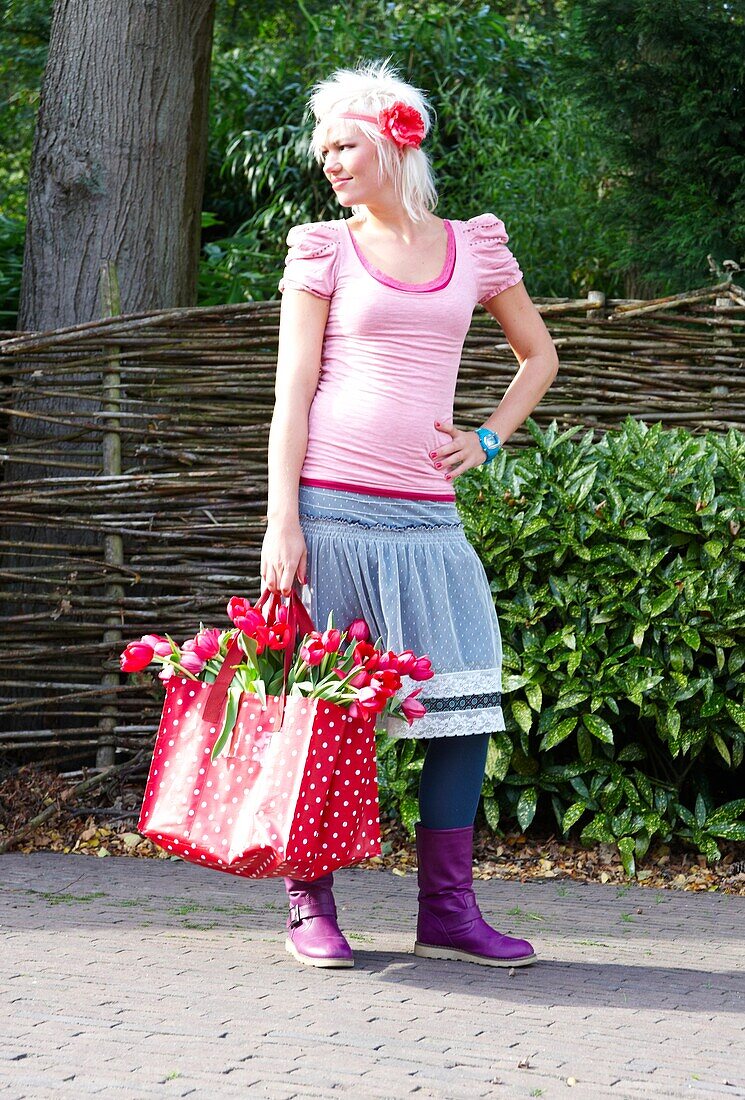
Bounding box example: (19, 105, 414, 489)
(484, 432, 497, 447)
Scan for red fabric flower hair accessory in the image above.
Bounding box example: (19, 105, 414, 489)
(339, 100, 426, 150)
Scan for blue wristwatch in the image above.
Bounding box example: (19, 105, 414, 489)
(476, 427, 502, 464)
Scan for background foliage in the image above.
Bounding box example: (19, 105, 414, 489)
(377, 417, 745, 874)
(2, 0, 743, 324)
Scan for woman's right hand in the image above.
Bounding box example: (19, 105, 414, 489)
(261, 520, 308, 597)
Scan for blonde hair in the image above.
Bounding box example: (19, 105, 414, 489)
(307, 58, 438, 223)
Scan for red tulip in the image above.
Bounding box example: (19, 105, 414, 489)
(266, 622, 292, 651)
(352, 641, 380, 670)
(120, 641, 154, 673)
(356, 685, 388, 713)
(370, 670, 402, 698)
(409, 655, 434, 681)
(346, 618, 370, 642)
(401, 688, 427, 725)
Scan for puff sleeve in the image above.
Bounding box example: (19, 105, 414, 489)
(465, 213, 523, 305)
(278, 222, 339, 300)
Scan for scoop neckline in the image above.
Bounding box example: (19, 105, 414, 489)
(343, 218, 456, 292)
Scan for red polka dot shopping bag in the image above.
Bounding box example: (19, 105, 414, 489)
(124, 587, 434, 881)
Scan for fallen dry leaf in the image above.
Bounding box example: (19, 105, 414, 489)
(1, 763, 743, 896)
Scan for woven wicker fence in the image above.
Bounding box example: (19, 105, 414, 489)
(0, 280, 743, 767)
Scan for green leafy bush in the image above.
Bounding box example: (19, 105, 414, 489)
(199, 0, 611, 305)
(377, 417, 745, 876)
(0, 214, 25, 326)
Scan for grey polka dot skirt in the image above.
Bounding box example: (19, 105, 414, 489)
(298, 484, 506, 740)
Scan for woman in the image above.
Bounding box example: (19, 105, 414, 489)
(261, 59, 559, 970)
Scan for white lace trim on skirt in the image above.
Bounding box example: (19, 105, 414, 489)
(384, 666, 505, 740)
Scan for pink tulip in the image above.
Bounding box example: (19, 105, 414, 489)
(190, 628, 221, 660)
(375, 649, 400, 672)
(332, 667, 370, 688)
(158, 664, 176, 683)
(227, 600, 270, 652)
(393, 649, 418, 676)
(235, 608, 267, 635)
(141, 634, 173, 658)
(227, 595, 250, 620)
(179, 650, 205, 675)
(227, 597, 267, 636)
(299, 638, 325, 666)
(349, 668, 371, 688)
(408, 655, 434, 681)
(401, 688, 427, 726)
(120, 641, 154, 673)
(346, 618, 370, 642)
(322, 628, 341, 653)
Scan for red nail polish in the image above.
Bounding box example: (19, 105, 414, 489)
(435, 463, 442, 469)
(429, 451, 436, 458)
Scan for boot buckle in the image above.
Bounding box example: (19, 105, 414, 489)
(287, 897, 336, 928)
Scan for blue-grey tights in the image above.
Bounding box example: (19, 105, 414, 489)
(417, 732, 491, 829)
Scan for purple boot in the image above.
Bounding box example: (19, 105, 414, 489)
(283, 873, 354, 968)
(414, 822, 537, 968)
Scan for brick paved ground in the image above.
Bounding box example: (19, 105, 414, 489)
(1, 853, 743, 1100)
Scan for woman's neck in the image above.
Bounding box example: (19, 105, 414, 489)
(353, 202, 439, 242)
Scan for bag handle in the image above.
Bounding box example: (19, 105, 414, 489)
(202, 586, 314, 726)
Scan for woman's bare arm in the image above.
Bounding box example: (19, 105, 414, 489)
(432, 280, 560, 480)
(480, 279, 559, 445)
(262, 289, 330, 595)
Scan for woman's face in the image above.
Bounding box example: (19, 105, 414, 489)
(320, 121, 386, 207)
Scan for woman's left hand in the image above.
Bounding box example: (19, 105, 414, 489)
(429, 420, 486, 482)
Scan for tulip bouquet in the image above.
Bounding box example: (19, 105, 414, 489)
(121, 593, 431, 761)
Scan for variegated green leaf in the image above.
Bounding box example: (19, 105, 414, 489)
(582, 713, 614, 743)
(539, 716, 577, 752)
(516, 787, 538, 831)
(511, 700, 533, 734)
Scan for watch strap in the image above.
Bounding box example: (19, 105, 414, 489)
(476, 427, 502, 463)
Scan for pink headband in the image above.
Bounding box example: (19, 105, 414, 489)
(338, 101, 426, 150)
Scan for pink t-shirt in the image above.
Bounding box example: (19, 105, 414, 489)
(278, 213, 523, 501)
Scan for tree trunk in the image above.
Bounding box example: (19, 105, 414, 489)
(18, 0, 216, 330)
(1, 0, 216, 759)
